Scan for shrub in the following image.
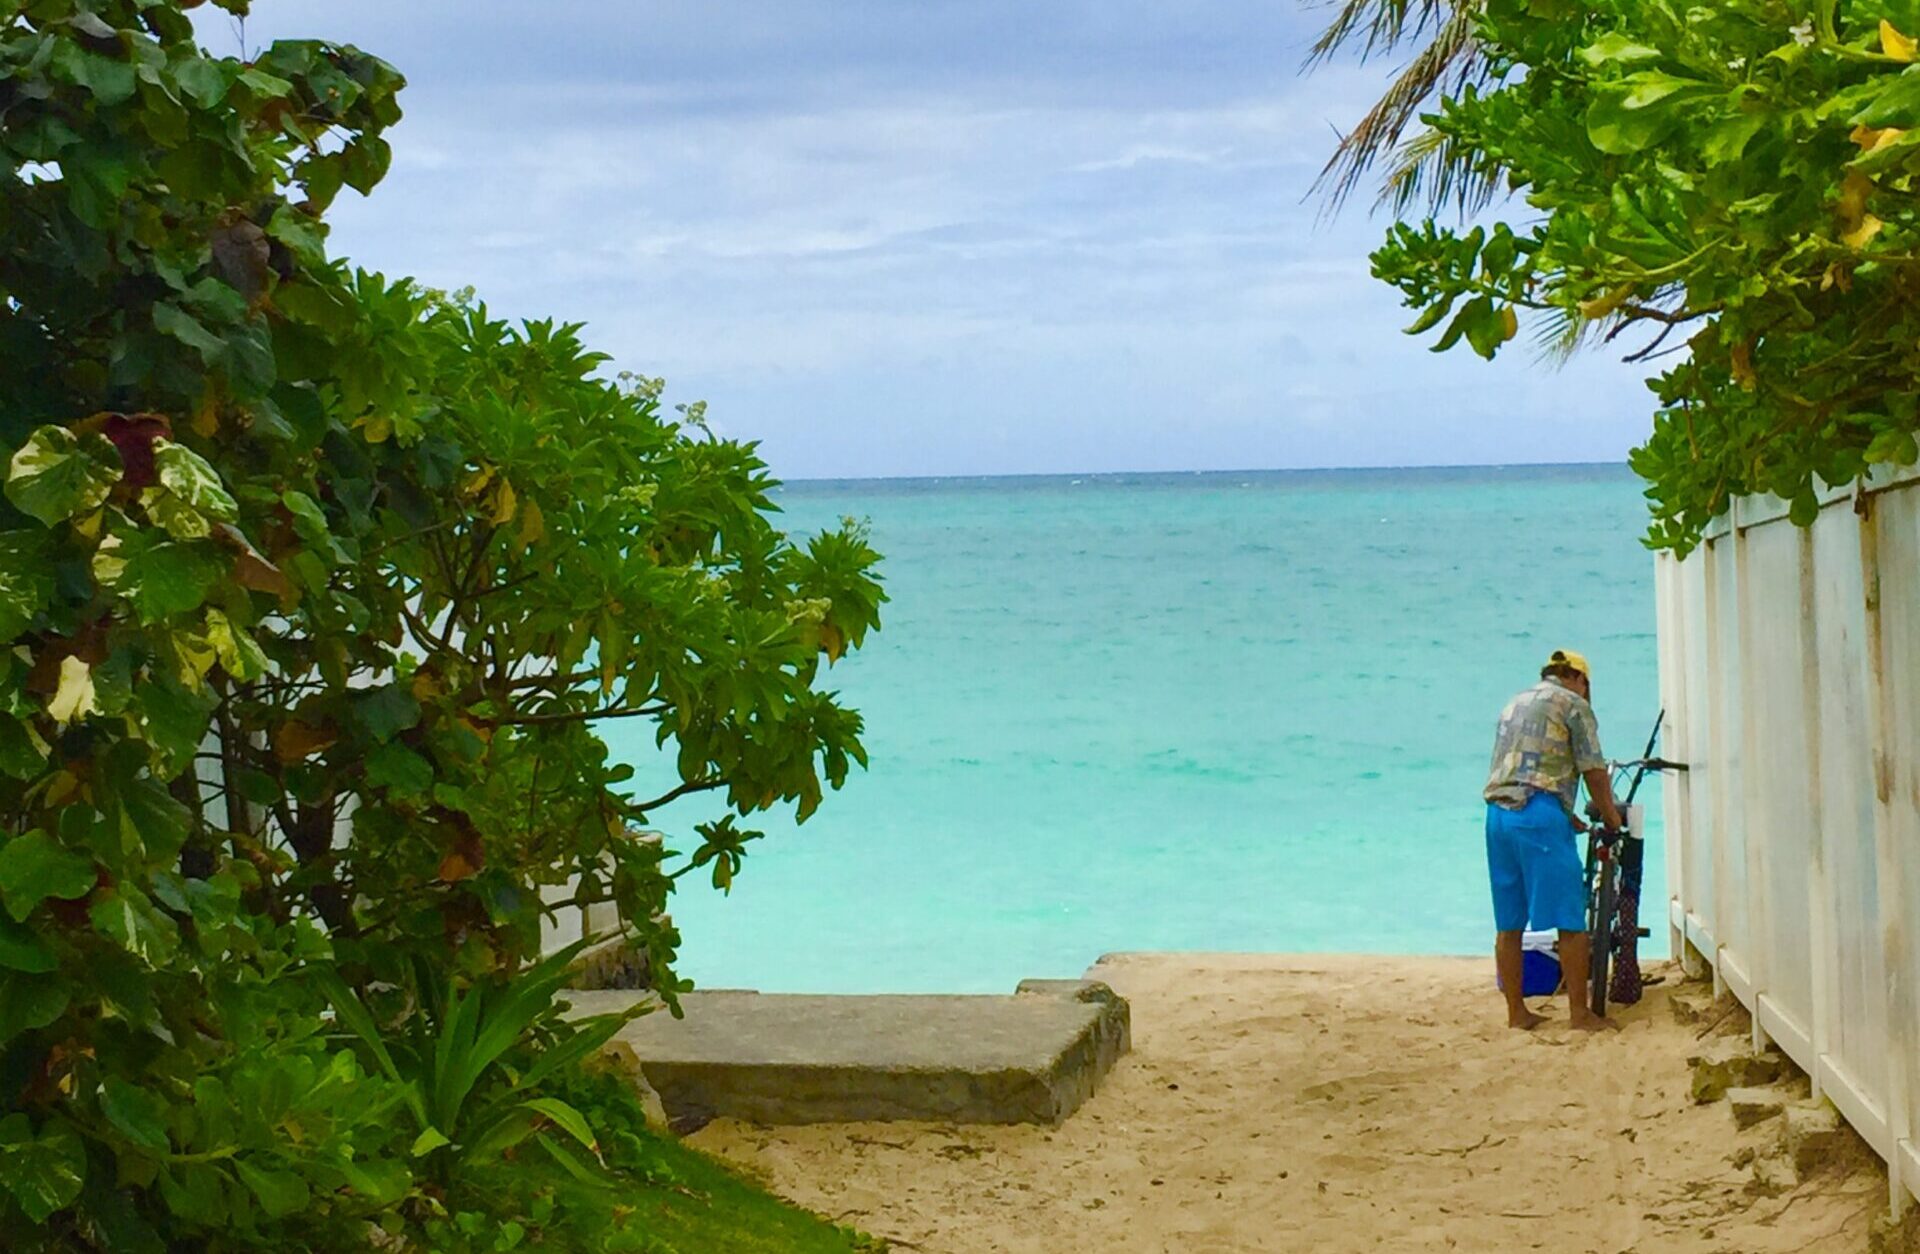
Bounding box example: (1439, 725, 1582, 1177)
(0, 1, 883, 1245)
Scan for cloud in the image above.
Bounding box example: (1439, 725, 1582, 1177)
(213, 2, 1652, 478)
(1072, 144, 1231, 173)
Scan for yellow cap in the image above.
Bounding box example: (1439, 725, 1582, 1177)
(1547, 648, 1590, 678)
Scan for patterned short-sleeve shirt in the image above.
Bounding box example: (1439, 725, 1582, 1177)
(1484, 678, 1606, 813)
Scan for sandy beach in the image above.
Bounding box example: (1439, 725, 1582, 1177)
(692, 953, 1890, 1253)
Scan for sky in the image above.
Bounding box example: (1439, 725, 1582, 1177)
(207, 2, 1655, 480)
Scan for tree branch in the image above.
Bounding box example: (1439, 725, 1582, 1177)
(493, 702, 670, 727)
(635, 777, 725, 813)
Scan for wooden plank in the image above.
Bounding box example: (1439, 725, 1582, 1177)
(1799, 524, 1837, 1106)
(1734, 522, 1772, 1052)
(1820, 1054, 1895, 1162)
(1684, 911, 1716, 964)
(1861, 497, 1916, 1217)
(1719, 948, 1754, 1006)
(1756, 994, 1815, 1075)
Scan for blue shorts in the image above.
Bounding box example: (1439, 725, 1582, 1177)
(1485, 792, 1586, 933)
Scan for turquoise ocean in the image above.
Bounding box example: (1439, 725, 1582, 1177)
(604, 463, 1668, 994)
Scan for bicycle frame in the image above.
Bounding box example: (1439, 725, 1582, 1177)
(1582, 711, 1687, 1016)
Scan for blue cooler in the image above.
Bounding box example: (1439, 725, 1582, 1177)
(1497, 931, 1562, 996)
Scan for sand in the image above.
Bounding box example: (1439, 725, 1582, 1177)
(690, 953, 1893, 1253)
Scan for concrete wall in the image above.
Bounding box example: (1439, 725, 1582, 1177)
(1656, 462, 1920, 1214)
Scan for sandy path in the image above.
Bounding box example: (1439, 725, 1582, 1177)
(691, 953, 1888, 1253)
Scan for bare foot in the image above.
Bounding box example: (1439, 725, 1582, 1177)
(1569, 1012, 1621, 1033)
(1508, 1009, 1547, 1030)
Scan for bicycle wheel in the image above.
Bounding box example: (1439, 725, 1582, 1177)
(1589, 863, 1616, 1018)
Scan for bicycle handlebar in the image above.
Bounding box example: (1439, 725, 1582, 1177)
(1607, 757, 1688, 773)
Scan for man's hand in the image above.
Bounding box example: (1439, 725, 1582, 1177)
(1583, 767, 1625, 831)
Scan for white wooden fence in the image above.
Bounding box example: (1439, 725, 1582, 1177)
(1655, 462, 1920, 1216)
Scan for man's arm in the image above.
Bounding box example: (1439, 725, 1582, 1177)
(1568, 699, 1622, 829)
(1583, 767, 1624, 831)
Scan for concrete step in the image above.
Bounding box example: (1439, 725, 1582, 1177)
(566, 979, 1130, 1129)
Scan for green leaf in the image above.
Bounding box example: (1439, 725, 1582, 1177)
(0, 532, 54, 638)
(1586, 73, 1712, 155)
(134, 674, 217, 770)
(522, 1098, 597, 1154)
(1577, 33, 1663, 67)
(66, 146, 135, 229)
(1403, 296, 1455, 335)
(0, 716, 44, 780)
(460, 1107, 538, 1162)
(51, 42, 138, 106)
(536, 1133, 605, 1186)
(100, 1079, 172, 1153)
(5, 427, 121, 527)
(237, 68, 294, 98)
(203, 609, 269, 680)
(0, 914, 54, 973)
(1854, 67, 1920, 128)
(410, 1127, 451, 1157)
(364, 742, 433, 794)
(90, 885, 180, 964)
(0, 830, 95, 922)
(311, 968, 427, 1127)
(0, 1115, 86, 1223)
(116, 777, 192, 866)
(118, 535, 225, 623)
(0, 971, 71, 1043)
(158, 1163, 226, 1225)
(1789, 488, 1820, 527)
(226, 319, 277, 395)
(143, 437, 239, 529)
(1432, 295, 1490, 353)
(337, 1157, 411, 1206)
(352, 684, 420, 743)
(266, 205, 327, 267)
(171, 55, 231, 108)
(153, 302, 228, 365)
(1701, 112, 1767, 167)
(233, 1158, 309, 1219)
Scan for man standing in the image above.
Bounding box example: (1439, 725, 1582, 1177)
(1485, 649, 1623, 1031)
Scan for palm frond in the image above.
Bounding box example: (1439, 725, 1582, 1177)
(1310, 0, 1493, 215)
(1375, 125, 1504, 218)
(1529, 302, 1593, 366)
(1303, 0, 1467, 68)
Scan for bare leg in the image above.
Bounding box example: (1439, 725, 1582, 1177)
(1558, 930, 1620, 1032)
(1497, 931, 1545, 1029)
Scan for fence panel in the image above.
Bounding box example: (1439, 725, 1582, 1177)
(1872, 484, 1920, 1199)
(1677, 551, 1717, 954)
(1737, 519, 1815, 1051)
(1707, 533, 1751, 979)
(1811, 501, 1891, 1144)
(1657, 467, 1920, 1212)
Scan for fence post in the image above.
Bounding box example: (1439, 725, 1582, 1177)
(1860, 498, 1913, 1218)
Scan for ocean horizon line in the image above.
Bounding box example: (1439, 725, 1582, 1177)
(774, 459, 1636, 488)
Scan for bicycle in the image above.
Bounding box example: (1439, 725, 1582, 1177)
(1582, 710, 1688, 1018)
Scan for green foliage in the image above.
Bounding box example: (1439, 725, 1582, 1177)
(0, 0, 884, 1247)
(1359, 0, 1920, 552)
(540, 1066, 889, 1254)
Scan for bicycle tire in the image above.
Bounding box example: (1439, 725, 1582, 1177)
(1590, 866, 1616, 1018)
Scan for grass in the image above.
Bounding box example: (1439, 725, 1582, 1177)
(627, 1131, 886, 1253)
(553, 1064, 886, 1253)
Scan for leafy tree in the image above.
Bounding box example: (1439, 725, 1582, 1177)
(0, 0, 883, 1246)
(1316, 0, 1920, 551)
